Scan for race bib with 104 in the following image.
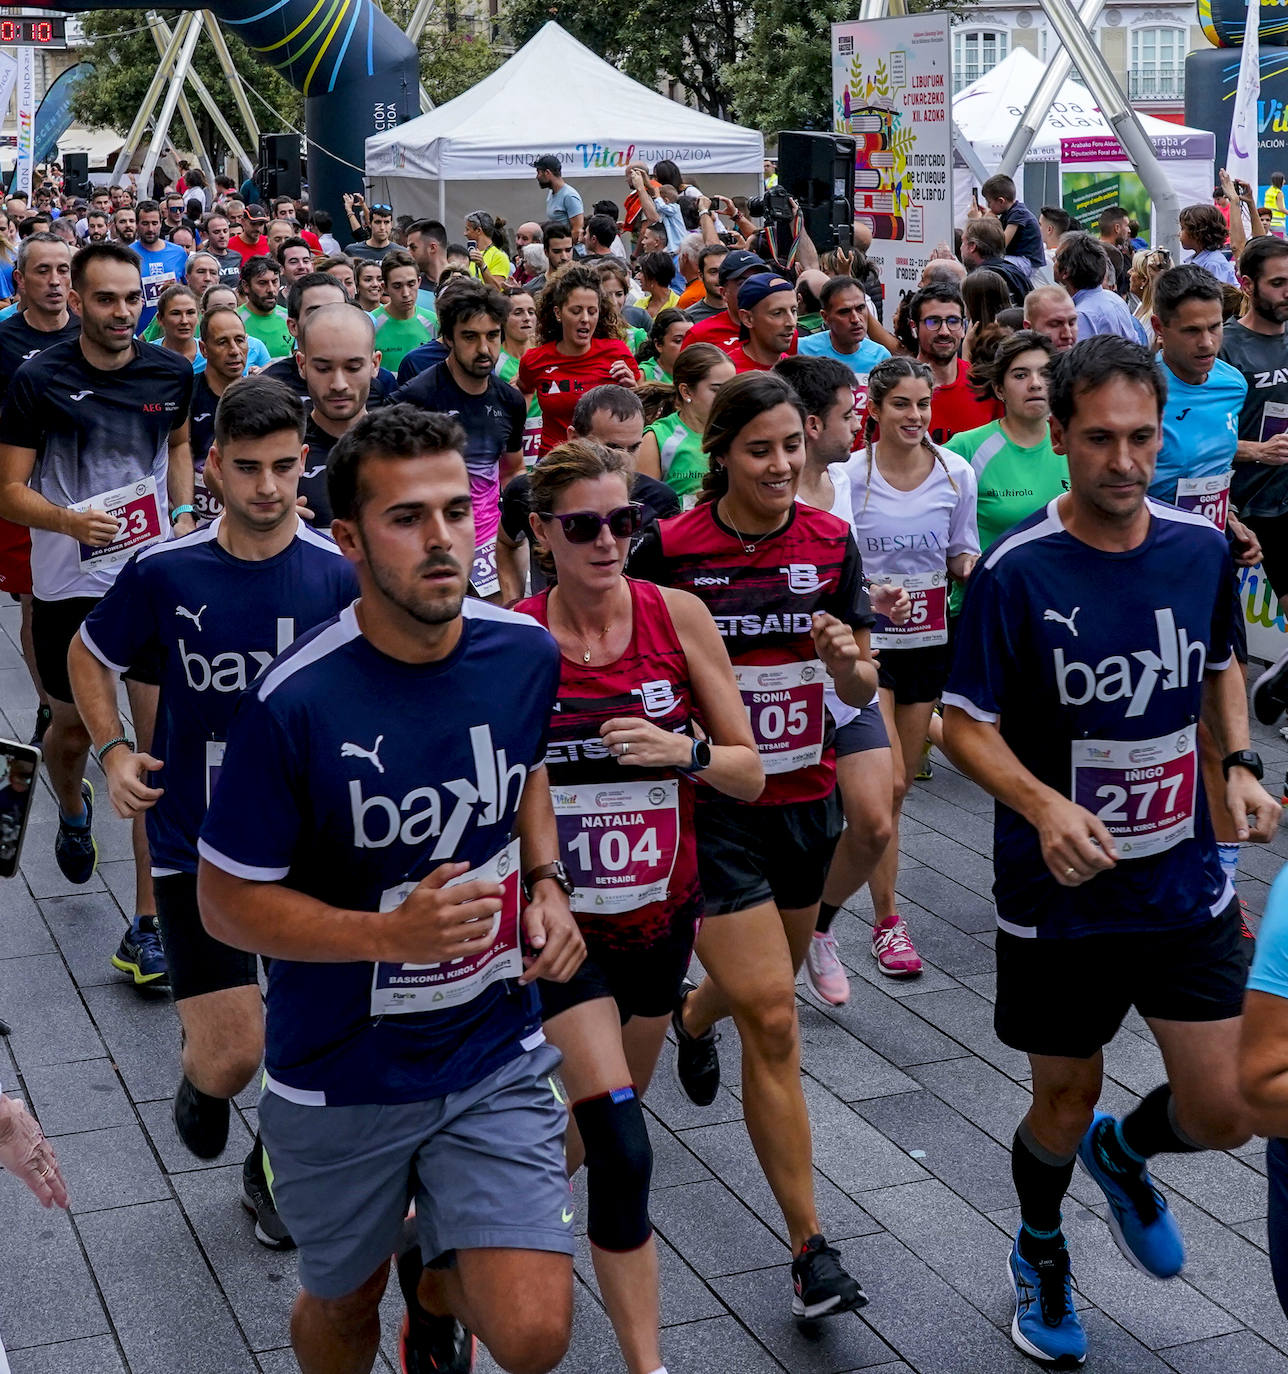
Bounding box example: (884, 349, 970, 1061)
(74, 476, 164, 571)
(1174, 471, 1231, 531)
(733, 659, 826, 774)
(871, 569, 948, 649)
(1070, 731, 1197, 859)
(371, 839, 522, 1014)
(553, 779, 680, 913)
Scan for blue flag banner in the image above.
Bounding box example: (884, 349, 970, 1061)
(34, 61, 93, 168)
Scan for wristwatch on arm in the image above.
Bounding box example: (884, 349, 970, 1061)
(1221, 749, 1264, 780)
(522, 860, 573, 900)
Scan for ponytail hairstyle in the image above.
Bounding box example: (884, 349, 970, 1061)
(636, 306, 690, 364)
(967, 327, 1054, 405)
(528, 439, 633, 581)
(465, 209, 510, 256)
(698, 371, 805, 505)
(636, 341, 732, 425)
(861, 356, 954, 508)
(535, 263, 622, 345)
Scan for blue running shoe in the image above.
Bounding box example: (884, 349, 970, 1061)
(111, 915, 169, 989)
(54, 780, 97, 884)
(1077, 1111, 1184, 1279)
(1008, 1230, 1086, 1367)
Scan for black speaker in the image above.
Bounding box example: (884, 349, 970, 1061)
(775, 130, 856, 253)
(61, 152, 89, 198)
(256, 133, 302, 201)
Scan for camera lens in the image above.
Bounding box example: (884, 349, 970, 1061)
(748, 195, 767, 216)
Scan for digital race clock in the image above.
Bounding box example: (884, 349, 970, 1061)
(0, 17, 67, 47)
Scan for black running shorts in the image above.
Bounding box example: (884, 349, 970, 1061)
(993, 899, 1250, 1059)
(695, 792, 843, 916)
(154, 871, 258, 1002)
(876, 643, 951, 706)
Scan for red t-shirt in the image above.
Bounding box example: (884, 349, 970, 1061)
(518, 338, 642, 455)
(683, 312, 801, 360)
(300, 229, 322, 253)
(229, 234, 270, 264)
(929, 357, 1002, 446)
(726, 342, 781, 373)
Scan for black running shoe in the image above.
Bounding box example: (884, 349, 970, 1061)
(54, 780, 97, 885)
(30, 703, 50, 748)
(670, 977, 720, 1106)
(173, 1074, 230, 1160)
(397, 1229, 476, 1372)
(791, 1234, 867, 1320)
(1253, 646, 1288, 725)
(241, 1138, 295, 1250)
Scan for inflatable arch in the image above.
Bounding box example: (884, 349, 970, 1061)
(59, 0, 419, 225)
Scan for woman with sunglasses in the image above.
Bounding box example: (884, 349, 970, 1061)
(517, 439, 761, 1374)
(628, 371, 878, 1323)
(519, 265, 641, 456)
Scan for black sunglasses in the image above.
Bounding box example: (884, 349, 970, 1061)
(539, 504, 643, 543)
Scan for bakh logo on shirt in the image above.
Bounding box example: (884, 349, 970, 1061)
(180, 618, 296, 692)
(1053, 608, 1206, 718)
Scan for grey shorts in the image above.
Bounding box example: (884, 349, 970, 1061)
(258, 1042, 574, 1299)
(834, 705, 890, 757)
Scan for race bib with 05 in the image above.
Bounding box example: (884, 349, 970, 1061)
(733, 659, 826, 774)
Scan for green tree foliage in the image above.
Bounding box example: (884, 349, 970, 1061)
(504, 0, 742, 116)
(418, 31, 507, 106)
(70, 9, 303, 158)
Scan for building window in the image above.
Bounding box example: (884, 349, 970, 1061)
(954, 29, 1008, 92)
(1130, 26, 1185, 100)
(1038, 28, 1081, 83)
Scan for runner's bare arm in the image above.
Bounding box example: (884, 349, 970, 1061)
(495, 526, 528, 606)
(67, 635, 164, 819)
(0, 442, 118, 543)
(636, 430, 663, 482)
(942, 704, 1119, 885)
(198, 858, 508, 965)
(568, 211, 584, 244)
(1200, 662, 1281, 843)
(812, 612, 878, 707)
(1238, 990, 1288, 1135)
(514, 763, 585, 984)
(167, 418, 196, 534)
(500, 447, 524, 484)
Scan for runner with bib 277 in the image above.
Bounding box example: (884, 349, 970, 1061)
(517, 438, 762, 1374)
(629, 370, 878, 1325)
(943, 337, 1281, 1369)
(843, 356, 979, 977)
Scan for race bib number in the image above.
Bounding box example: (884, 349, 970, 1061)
(74, 476, 164, 571)
(733, 660, 826, 774)
(1070, 731, 1197, 859)
(470, 537, 500, 599)
(850, 377, 870, 452)
(371, 840, 522, 1015)
(522, 414, 542, 467)
(1174, 470, 1231, 531)
(142, 270, 177, 306)
(871, 570, 948, 649)
(204, 739, 225, 808)
(553, 780, 680, 914)
(1261, 401, 1288, 444)
(193, 468, 223, 523)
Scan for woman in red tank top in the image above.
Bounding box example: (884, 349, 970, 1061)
(517, 438, 760, 1374)
(517, 264, 641, 456)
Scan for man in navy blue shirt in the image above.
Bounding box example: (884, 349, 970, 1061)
(68, 376, 356, 1249)
(982, 174, 1045, 272)
(944, 337, 1280, 1367)
(197, 406, 585, 1374)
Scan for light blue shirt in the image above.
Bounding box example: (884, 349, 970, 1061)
(1152, 356, 1246, 504)
(192, 334, 271, 375)
(1073, 286, 1147, 345)
(1191, 248, 1240, 287)
(797, 332, 891, 375)
(650, 197, 687, 253)
(545, 183, 584, 228)
(1249, 864, 1288, 1001)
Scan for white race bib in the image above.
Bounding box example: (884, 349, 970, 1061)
(193, 468, 223, 523)
(204, 739, 225, 808)
(733, 659, 827, 774)
(370, 840, 522, 1014)
(553, 780, 680, 914)
(1174, 470, 1231, 532)
(522, 414, 542, 467)
(871, 569, 949, 649)
(1070, 731, 1197, 859)
(470, 537, 500, 599)
(73, 476, 164, 571)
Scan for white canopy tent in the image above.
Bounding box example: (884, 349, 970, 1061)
(951, 49, 1215, 232)
(366, 22, 764, 233)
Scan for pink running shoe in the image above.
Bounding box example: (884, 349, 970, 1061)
(872, 915, 923, 978)
(804, 931, 851, 1005)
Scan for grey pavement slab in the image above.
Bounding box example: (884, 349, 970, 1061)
(20, 1057, 136, 1137)
(6, 1336, 128, 1373)
(1158, 1328, 1288, 1373)
(796, 1002, 920, 1102)
(801, 1078, 930, 1198)
(0, 879, 54, 960)
(137, 1094, 255, 1174)
(40, 891, 132, 988)
(812, 974, 969, 1069)
(0, 952, 104, 1070)
(575, 1232, 727, 1328)
(55, 1123, 172, 1214)
(649, 1178, 786, 1278)
(76, 1199, 260, 1374)
(895, 985, 1031, 1080)
(908, 1056, 1033, 1148)
(79, 982, 180, 1102)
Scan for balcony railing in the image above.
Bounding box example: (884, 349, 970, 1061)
(1129, 69, 1184, 101)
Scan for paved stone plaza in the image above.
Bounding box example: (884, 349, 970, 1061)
(0, 595, 1286, 1373)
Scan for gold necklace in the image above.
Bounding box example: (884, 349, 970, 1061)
(554, 591, 615, 663)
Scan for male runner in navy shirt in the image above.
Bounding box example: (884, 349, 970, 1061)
(944, 337, 1280, 1367)
(68, 376, 356, 1249)
(197, 406, 585, 1374)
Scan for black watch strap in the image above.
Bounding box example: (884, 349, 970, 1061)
(1222, 749, 1264, 780)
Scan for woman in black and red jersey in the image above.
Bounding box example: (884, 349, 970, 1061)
(518, 264, 641, 457)
(517, 439, 762, 1374)
(628, 370, 880, 1323)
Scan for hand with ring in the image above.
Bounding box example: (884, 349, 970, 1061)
(599, 716, 693, 770)
(0, 1093, 68, 1209)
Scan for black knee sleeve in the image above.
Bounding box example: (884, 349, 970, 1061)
(573, 1085, 653, 1252)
